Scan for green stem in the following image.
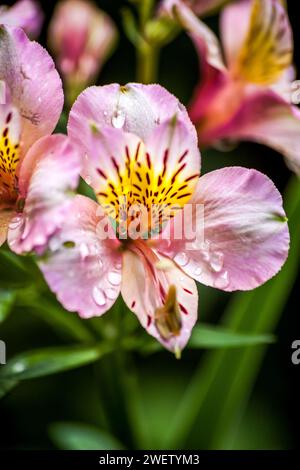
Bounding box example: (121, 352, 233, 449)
(93, 298, 147, 449)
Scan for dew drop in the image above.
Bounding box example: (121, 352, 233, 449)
(108, 271, 122, 286)
(174, 252, 189, 267)
(210, 251, 224, 273)
(9, 215, 23, 231)
(111, 109, 125, 129)
(92, 286, 106, 306)
(214, 271, 229, 289)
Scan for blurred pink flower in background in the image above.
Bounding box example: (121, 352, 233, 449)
(164, 0, 300, 172)
(38, 83, 289, 354)
(0, 0, 43, 38)
(160, 0, 228, 17)
(0, 26, 81, 253)
(48, 0, 117, 105)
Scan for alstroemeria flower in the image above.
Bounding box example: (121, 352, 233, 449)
(167, 0, 300, 172)
(38, 83, 289, 354)
(0, 0, 43, 38)
(0, 26, 81, 253)
(48, 0, 117, 104)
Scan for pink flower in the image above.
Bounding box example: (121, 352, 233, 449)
(168, 0, 300, 172)
(0, 0, 43, 38)
(38, 83, 289, 354)
(48, 0, 117, 104)
(0, 26, 81, 253)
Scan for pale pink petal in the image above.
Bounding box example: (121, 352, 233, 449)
(68, 83, 197, 153)
(38, 195, 122, 318)
(8, 134, 81, 254)
(121, 242, 198, 353)
(158, 167, 289, 292)
(0, 25, 63, 153)
(0, 0, 44, 38)
(143, 116, 201, 211)
(199, 89, 300, 173)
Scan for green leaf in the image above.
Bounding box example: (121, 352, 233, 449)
(26, 299, 95, 343)
(0, 343, 113, 380)
(49, 422, 124, 450)
(0, 289, 16, 323)
(189, 324, 275, 349)
(164, 175, 300, 449)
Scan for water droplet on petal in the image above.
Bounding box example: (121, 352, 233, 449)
(214, 271, 229, 289)
(98, 259, 103, 269)
(108, 271, 122, 286)
(210, 251, 224, 273)
(85, 175, 92, 185)
(174, 252, 189, 267)
(92, 286, 106, 306)
(112, 109, 125, 129)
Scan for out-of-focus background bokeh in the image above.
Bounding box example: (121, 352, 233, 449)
(0, 0, 299, 450)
